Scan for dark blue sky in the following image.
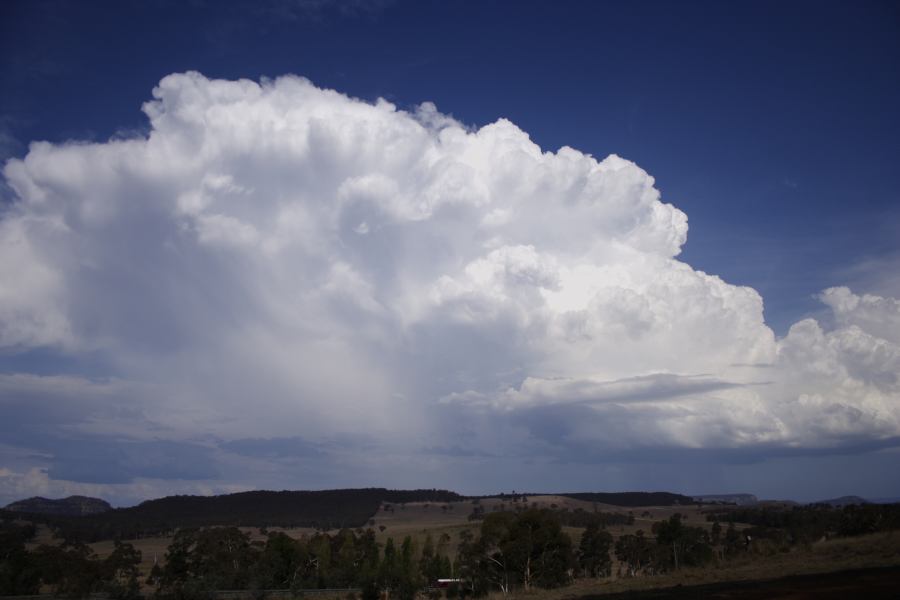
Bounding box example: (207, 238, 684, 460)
(3, 0, 899, 333)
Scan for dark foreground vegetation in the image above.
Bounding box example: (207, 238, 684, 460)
(706, 501, 900, 543)
(574, 565, 900, 600)
(2, 498, 899, 599)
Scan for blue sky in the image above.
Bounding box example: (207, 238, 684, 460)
(1, 0, 899, 505)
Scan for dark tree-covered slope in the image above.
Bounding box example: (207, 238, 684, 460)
(4, 495, 111, 516)
(561, 492, 696, 507)
(1, 488, 461, 542)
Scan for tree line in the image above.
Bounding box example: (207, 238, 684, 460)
(3, 509, 598, 598)
(4, 502, 900, 598)
(467, 502, 633, 529)
(560, 492, 695, 507)
(705, 502, 900, 548)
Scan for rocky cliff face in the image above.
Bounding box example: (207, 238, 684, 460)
(4, 495, 112, 516)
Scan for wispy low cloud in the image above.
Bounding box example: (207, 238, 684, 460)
(442, 373, 744, 408)
(0, 72, 898, 502)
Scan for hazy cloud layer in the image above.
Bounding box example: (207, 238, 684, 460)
(1, 73, 898, 503)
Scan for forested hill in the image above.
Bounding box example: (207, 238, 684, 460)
(127, 488, 462, 525)
(2, 488, 698, 541)
(3, 488, 462, 542)
(4, 495, 111, 516)
(561, 491, 696, 506)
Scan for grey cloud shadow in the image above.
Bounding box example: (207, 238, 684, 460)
(43, 438, 220, 484)
(405, 313, 531, 401)
(0, 380, 219, 484)
(421, 445, 497, 458)
(221, 436, 326, 459)
(0, 348, 121, 379)
(552, 435, 900, 467)
(510, 399, 900, 466)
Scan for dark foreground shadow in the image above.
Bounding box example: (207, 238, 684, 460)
(574, 565, 900, 599)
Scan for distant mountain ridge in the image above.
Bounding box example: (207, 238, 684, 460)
(1, 488, 463, 542)
(813, 495, 870, 507)
(2, 487, 731, 541)
(692, 493, 759, 506)
(4, 495, 111, 516)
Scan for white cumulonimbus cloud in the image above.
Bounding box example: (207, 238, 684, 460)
(1, 72, 898, 499)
